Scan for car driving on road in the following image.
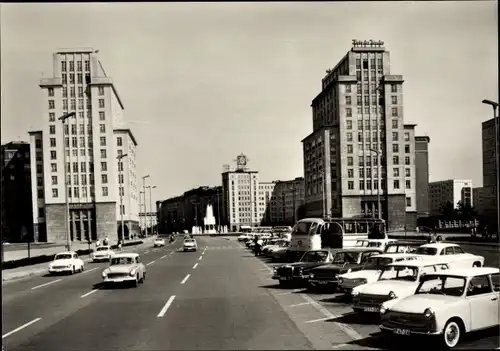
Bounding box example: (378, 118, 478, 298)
(183, 238, 197, 252)
(154, 238, 166, 247)
(48, 252, 85, 275)
(92, 245, 114, 262)
(101, 253, 146, 287)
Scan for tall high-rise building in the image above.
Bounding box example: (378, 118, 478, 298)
(301, 40, 418, 231)
(479, 117, 499, 228)
(415, 136, 431, 218)
(29, 48, 139, 243)
(1, 142, 34, 242)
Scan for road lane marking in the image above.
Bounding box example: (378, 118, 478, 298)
(305, 317, 332, 324)
(299, 293, 363, 340)
(180, 274, 190, 284)
(289, 302, 311, 307)
(276, 289, 306, 295)
(2, 318, 41, 339)
(193, 263, 198, 269)
(160, 254, 168, 259)
(331, 343, 350, 349)
(31, 279, 62, 290)
(146, 261, 155, 266)
(198, 256, 203, 261)
(81, 267, 98, 275)
(81, 289, 99, 298)
(157, 295, 176, 318)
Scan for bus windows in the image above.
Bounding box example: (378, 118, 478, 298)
(344, 223, 354, 234)
(321, 222, 342, 249)
(358, 222, 368, 234)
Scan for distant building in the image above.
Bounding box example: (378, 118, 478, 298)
(138, 212, 157, 232)
(301, 40, 420, 231)
(473, 187, 488, 219)
(269, 177, 305, 225)
(1, 142, 34, 242)
(414, 136, 431, 218)
(429, 179, 473, 216)
(29, 48, 139, 243)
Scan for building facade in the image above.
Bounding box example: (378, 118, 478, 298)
(301, 40, 419, 231)
(269, 177, 305, 225)
(415, 136, 431, 218)
(429, 179, 473, 216)
(29, 48, 139, 243)
(1, 142, 34, 242)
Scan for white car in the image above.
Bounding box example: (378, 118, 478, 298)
(92, 246, 114, 262)
(183, 238, 197, 252)
(338, 253, 421, 294)
(154, 238, 166, 247)
(48, 252, 84, 275)
(101, 253, 146, 287)
(366, 239, 398, 251)
(238, 234, 251, 242)
(414, 243, 485, 269)
(351, 260, 450, 314)
(380, 267, 499, 349)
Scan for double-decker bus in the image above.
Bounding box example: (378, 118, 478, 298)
(287, 217, 386, 261)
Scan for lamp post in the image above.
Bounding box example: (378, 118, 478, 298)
(369, 148, 382, 220)
(142, 175, 150, 236)
(217, 188, 221, 233)
(319, 169, 326, 218)
(139, 190, 145, 236)
(482, 99, 500, 240)
(117, 153, 128, 242)
(146, 185, 157, 235)
(58, 112, 76, 251)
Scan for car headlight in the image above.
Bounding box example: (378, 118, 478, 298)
(423, 308, 434, 319)
(338, 277, 343, 284)
(380, 305, 387, 315)
(347, 268, 352, 273)
(389, 291, 397, 299)
(67, 264, 72, 268)
(129, 269, 137, 276)
(309, 273, 315, 279)
(102, 270, 108, 278)
(273, 267, 277, 273)
(352, 289, 360, 296)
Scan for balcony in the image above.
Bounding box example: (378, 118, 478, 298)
(39, 78, 63, 87)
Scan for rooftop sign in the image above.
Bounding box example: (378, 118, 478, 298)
(352, 39, 384, 48)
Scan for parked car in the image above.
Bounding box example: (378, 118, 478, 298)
(92, 246, 114, 262)
(380, 267, 499, 349)
(351, 260, 450, 314)
(183, 238, 198, 252)
(414, 243, 485, 268)
(101, 253, 146, 287)
(338, 253, 422, 294)
(263, 239, 289, 256)
(154, 238, 166, 247)
(308, 247, 384, 291)
(270, 245, 290, 262)
(383, 241, 423, 254)
(354, 239, 370, 247)
(238, 234, 251, 242)
(272, 249, 335, 286)
(48, 252, 85, 275)
(366, 239, 398, 251)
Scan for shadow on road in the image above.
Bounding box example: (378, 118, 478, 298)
(320, 293, 351, 304)
(92, 281, 135, 290)
(328, 311, 380, 326)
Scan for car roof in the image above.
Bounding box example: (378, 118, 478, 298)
(112, 253, 139, 258)
(373, 253, 419, 259)
(338, 247, 384, 253)
(419, 243, 459, 249)
(426, 267, 499, 278)
(368, 239, 397, 242)
(56, 251, 77, 255)
(387, 259, 443, 267)
(387, 241, 423, 246)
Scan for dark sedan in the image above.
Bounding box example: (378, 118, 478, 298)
(271, 249, 335, 286)
(308, 247, 384, 291)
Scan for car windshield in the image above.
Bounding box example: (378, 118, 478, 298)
(300, 251, 328, 263)
(355, 240, 369, 247)
(415, 275, 466, 297)
(185, 240, 195, 243)
(278, 240, 289, 247)
(367, 242, 382, 247)
(111, 257, 134, 265)
(379, 265, 419, 282)
(292, 222, 314, 236)
(55, 254, 72, 260)
(415, 247, 438, 255)
(96, 247, 108, 251)
(332, 251, 361, 264)
(385, 245, 418, 253)
(363, 257, 393, 269)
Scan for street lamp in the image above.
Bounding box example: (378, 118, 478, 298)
(146, 185, 157, 235)
(482, 99, 500, 239)
(142, 175, 150, 235)
(117, 153, 128, 242)
(369, 148, 382, 220)
(58, 111, 76, 251)
(319, 169, 326, 218)
(139, 190, 145, 236)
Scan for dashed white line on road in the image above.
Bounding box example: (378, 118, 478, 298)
(181, 274, 191, 284)
(31, 279, 62, 290)
(198, 256, 203, 261)
(157, 295, 176, 318)
(146, 261, 155, 266)
(160, 254, 168, 259)
(81, 267, 99, 275)
(289, 302, 311, 307)
(305, 317, 332, 324)
(193, 263, 198, 269)
(81, 289, 100, 298)
(2, 318, 41, 338)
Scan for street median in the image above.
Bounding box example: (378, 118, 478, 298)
(1, 240, 144, 271)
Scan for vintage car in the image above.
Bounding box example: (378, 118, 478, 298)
(92, 246, 114, 262)
(354, 239, 370, 247)
(338, 253, 422, 294)
(366, 239, 398, 251)
(383, 241, 423, 254)
(351, 260, 450, 314)
(48, 251, 85, 275)
(272, 249, 335, 286)
(308, 248, 384, 291)
(270, 244, 290, 261)
(414, 243, 484, 268)
(238, 234, 251, 242)
(101, 253, 146, 287)
(380, 267, 499, 349)
(153, 238, 166, 247)
(263, 239, 290, 256)
(183, 238, 198, 252)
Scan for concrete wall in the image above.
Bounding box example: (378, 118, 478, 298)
(387, 194, 406, 231)
(96, 202, 117, 241)
(405, 211, 418, 231)
(45, 203, 67, 242)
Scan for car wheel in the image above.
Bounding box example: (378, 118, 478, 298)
(442, 320, 461, 349)
(80, 265, 84, 272)
(473, 262, 481, 267)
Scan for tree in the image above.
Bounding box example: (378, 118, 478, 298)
(456, 201, 476, 222)
(439, 201, 457, 220)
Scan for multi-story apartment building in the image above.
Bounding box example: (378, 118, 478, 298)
(301, 40, 420, 231)
(1, 142, 34, 242)
(269, 177, 305, 225)
(429, 179, 473, 216)
(258, 181, 275, 225)
(415, 136, 431, 218)
(29, 48, 139, 243)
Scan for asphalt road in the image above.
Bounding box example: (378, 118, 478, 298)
(3, 237, 499, 351)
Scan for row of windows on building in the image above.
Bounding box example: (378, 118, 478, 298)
(48, 98, 105, 111)
(47, 86, 104, 99)
(45, 135, 124, 149)
(61, 60, 90, 72)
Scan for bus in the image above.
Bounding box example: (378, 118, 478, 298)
(287, 217, 387, 261)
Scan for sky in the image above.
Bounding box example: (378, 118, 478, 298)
(1, 2, 498, 205)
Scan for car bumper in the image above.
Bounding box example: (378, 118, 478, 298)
(49, 267, 72, 273)
(380, 325, 442, 336)
(154, 244, 165, 247)
(103, 277, 136, 283)
(352, 302, 382, 313)
(183, 247, 197, 251)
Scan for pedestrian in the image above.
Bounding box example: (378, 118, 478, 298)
(96, 239, 101, 247)
(103, 236, 109, 246)
(117, 239, 122, 251)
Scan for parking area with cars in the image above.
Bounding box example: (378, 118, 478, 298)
(238, 233, 500, 350)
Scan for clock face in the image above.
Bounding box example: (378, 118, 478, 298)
(237, 156, 247, 166)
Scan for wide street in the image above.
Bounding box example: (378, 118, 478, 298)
(2, 236, 499, 350)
